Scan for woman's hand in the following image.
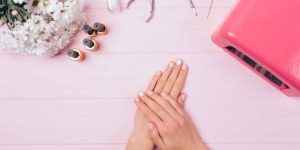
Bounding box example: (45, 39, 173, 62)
(135, 91, 208, 150)
(126, 59, 188, 150)
(126, 71, 162, 150)
(152, 59, 187, 99)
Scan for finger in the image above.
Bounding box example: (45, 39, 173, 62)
(147, 71, 162, 91)
(148, 122, 166, 150)
(154, 61, 175, 93)
(146, 90, 178, 119)
(177, 93, 187, 108)
(135, 97, 163, 126)
(138, 92, 171, 122)
(162, 59, 183, 95)
(161, 92, 185, 116)
(170, 64, 189, 98)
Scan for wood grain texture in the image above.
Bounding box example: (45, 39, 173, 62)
(2, 144, 300, 150)
(1, 0, 300, 150)
(0, 53, 284, 99)
(1, 98, 300, 144)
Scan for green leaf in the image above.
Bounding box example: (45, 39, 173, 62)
(0, 4, 8, 14)
(0, 0, 29, 29)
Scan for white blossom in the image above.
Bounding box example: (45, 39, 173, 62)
(13, 0, 27, 4)
(24, 0, 39, 13)
(37, 0, 59, 14)
(0, 0, 86, 57)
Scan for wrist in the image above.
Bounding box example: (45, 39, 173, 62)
(127, 132, 154, 150)
(195, 141, 208, 150)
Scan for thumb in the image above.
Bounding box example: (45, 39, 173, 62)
(148, 122, 165, 150)
(177, 93, 187, 108)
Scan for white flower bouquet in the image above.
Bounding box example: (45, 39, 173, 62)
(0, 0, 86, 57)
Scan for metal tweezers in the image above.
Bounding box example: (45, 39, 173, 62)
(126, 0, 214, 22)
(126, 0, 155, 23)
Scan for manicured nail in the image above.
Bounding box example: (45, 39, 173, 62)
(147, 90, 154, 96)
(134, 98, 140, 103)
(147, 123, 154, 130)
(169, 62, 175, 68)
(161, 92, 167, 97)
(181, 94, 186, 101)
(176, 59, 183, 66)
(182, 64, 188, 70)
(155, 71, 162, 76)
(138, 92, 144, 97)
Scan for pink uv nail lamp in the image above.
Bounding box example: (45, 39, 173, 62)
(212, 0, 300, 96)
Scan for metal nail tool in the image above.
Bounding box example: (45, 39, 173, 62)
(126, 0, 200, 22)
(207, 0, 214, 18)
(188, 0, 198, 16)
(145, 0, 155, 22)
(126, 0, 135, 9)
(126, 0, 156, 23)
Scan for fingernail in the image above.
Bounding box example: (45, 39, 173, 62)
(176, 59, 183, 66)
(161, 92, 167, 97)
(181, 94, 186, 101)
(134, 98, 140, 103)
(138, 92, 144, 97)
(182, 64, 188, 70)
(147, 90, 154, 96)
(147, 123, 154, 130)
(155, 71, 162, 76)
(169, 62, 175, 68)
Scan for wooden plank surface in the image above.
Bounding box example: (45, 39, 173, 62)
(0, 53, 284, 99)
(1, 144, 300, 150)
(1, 98, 300, 145)
(1, 0, 300, 150)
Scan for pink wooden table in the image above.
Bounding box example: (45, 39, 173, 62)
(1, 0, 300, 149)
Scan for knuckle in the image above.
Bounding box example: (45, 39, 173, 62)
(160, 126, 168, 135)
(178, 117, 186, 127)
(170, 123, 180, 132)
(169, 92, 178, 99)
(168, 96, 176, 101)
(153, 93, 159, 99)
(166, 120, 180, 132)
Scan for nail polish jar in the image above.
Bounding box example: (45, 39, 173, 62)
(83, 38, 99, 51)
(67, 49, 84, 61)
(82, 24, 97, 38)
(93, 22, 107, 35)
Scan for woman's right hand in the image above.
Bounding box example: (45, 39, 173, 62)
(135, 91, 208, 150)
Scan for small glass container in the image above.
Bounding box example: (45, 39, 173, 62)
(107, 0, 121, 13)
